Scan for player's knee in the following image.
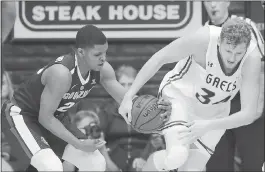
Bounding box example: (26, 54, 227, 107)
(164, 145, 189, 170)
(30, 148, 63, 171)
(152, 150, 167, 171)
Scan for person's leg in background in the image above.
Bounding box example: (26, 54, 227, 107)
(206, 130, 235, 171)
(206, 94, 241, 171)
(234, 115, 264, 171)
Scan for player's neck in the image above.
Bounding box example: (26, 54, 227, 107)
(210, 12, 229, 26)
(76, 54, 91, 78)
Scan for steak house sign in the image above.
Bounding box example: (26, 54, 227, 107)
(14, 1, 202, 40)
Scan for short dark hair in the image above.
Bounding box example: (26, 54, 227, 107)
(75, 24, 107, 48)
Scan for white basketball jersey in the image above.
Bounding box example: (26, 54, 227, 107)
(159, 26, 257, 118)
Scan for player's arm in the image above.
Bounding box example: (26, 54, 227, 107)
(209, 48, 262, 130)
(100, 62, 127, 104)
(124, 26, 209, 98)
(39, 64, 80, 147)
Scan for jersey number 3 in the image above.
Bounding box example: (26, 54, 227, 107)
(196, 88, 231, 105)
(57, 102, 75, 112)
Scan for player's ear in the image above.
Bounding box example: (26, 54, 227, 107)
(77, 48, 85, 57)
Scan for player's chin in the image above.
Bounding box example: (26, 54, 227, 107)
(94, 65, 103, 71)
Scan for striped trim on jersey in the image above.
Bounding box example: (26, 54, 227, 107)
(157, 120, 188, 131)
(158, 55, 192, 99)
(195, 139, 214, 155)
(5, 105, 42, 157)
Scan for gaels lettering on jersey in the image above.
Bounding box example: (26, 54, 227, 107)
(206, 73, 237, 92)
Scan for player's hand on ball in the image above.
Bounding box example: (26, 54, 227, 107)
(178, 120, 211, 145)
(77, 138, 106, 152)
(157, 98, 172, 123)
(119, 95, 134, 124)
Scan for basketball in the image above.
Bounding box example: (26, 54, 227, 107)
(131, 95, 166, 134)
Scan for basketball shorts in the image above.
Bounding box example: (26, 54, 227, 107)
(1, 101, 51, 162)
(157, 81, 230, 157)
(1, 100, 87, 162)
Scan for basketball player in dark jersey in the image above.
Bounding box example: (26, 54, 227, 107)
(1, 24, 172, 171)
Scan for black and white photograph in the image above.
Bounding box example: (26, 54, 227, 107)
(1, 1, 264, 171)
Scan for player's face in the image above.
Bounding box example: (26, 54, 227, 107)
(219, 40, 247, 69)
(1, 74, 9, 99)
(118, 75, 135, 91)
(83, 42, 108, 71)
(204, 1, 230, 22)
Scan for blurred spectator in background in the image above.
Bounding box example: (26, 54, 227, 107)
(98, 65, 149, 171)
(1, 2, 18, 171)
(62, 110, 119, 171)
(1, 70, 14, 105)
(1, 70, 14, 171)
(132, 133, 165, 171)
(1, 1, 16, 43)
(203, 1, 264, 171)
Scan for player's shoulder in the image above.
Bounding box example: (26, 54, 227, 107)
(175, 25, 210, 50)
(195, 25, 210, 44)
(101, 61, 112, 70)
(42, 63, 72, 85)
(46, 52, 75, 79)
(242, 46, 262, 73)
(248, 46, 263, 60)
(100, 61, 115, 78)
(55, 52, 76, 70)
(184, 25, 210, 42)
(191, 26, 210, 52)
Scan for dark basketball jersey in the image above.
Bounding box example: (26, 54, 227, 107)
(13, 52, 100, 118)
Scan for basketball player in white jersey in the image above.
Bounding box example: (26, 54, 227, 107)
(119, 18, 262, 171)
(203, 1, 264, 171)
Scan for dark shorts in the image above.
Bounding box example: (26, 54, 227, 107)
(1, 101, 86, 164)
(206, 94, 264, 171)
(2, 101, 51, 162)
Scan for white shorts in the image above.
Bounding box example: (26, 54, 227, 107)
(157, 81, 230, 156)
